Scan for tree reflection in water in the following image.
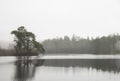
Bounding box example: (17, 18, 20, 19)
(42, 59, 120, 73)
(13, 57, 44, 81)
(13, 58, 120, 81)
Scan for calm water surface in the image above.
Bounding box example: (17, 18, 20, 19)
(0, 55, 120, 81)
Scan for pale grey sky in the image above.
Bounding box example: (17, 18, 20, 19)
(0, 0, 120, 41)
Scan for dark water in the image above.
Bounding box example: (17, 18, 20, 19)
(0, 57, 120, 81)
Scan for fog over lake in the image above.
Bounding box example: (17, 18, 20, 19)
(1, 0, 120, 81)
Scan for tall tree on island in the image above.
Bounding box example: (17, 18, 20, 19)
(11, 26, 45, 56)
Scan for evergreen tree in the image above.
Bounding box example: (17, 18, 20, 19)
(11, 26, 45, 56)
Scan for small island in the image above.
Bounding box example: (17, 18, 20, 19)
(0, 26, 45, 57)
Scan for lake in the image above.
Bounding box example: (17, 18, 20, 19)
(0, 54, 120, 81)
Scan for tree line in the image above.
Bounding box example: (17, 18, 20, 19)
(42, 34, 120, 54)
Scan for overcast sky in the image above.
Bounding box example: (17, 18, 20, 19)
(0, 0, 120, 41)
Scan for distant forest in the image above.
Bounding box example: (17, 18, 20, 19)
(42, 34, 120, 54)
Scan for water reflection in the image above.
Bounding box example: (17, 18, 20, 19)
(12, 58, 120, 81)
(13, 57, 44, 81)
(42, 59, 120, 73)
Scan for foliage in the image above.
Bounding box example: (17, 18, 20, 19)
(11, 26, 45, 55)
(42, 34, 120, 54)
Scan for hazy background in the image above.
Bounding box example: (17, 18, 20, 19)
(0, 0, 120, 42)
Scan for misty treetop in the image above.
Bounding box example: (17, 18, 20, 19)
(42, 34, 120, 54)
(11, 26, 45, 56)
